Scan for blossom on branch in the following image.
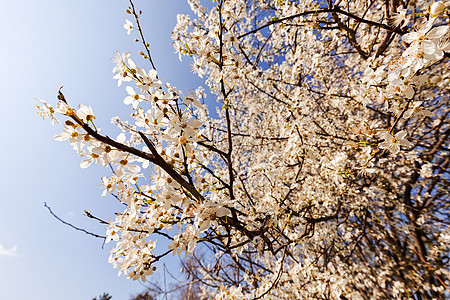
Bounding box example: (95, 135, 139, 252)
(37, 0, 450, 298)
(124, 19, 133, 35)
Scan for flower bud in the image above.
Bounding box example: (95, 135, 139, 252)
(430, 1, 445, 16)
(65, 120, 75, 127)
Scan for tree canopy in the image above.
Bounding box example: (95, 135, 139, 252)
(37, 0, 449, 299)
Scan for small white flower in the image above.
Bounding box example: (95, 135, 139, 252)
(123, 86, 142, 109)
(392, 7, 409, 28)
(136, 69, 162, 93)
(379, 130, 413, 154)
(35, 98, 60, 125)
(112, 52, 133, 86)
(55, 99, 71, 115)
(124, 19, 133, 35)
(105, 224, 120, 243)
(76, 104, 95, 123)
(420, 163, 433, 178)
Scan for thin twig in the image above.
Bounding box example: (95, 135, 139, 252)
(129, 0, 157, 70)
(44, 202, 106, 240)
(238, 8, 405, 39)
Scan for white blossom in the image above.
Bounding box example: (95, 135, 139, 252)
(37, 1, 450, 298)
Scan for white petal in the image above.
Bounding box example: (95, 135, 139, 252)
(422, 40, 437, 54)
(427, 26, 448, 39)
(402, 32, 416, 43)
(123, 52, 131, 59)
(123, 96, 134, 105)
(126, 164, 141, 173)
(400, 139, 413, 147)
(216, 207, 231, 217)
(126, 86, 135, 95)
(117, 133, 126, 143)
(92, 147, 104, 155)
(54, 132, 68, 141)
(188, 119, 202, 128)
(142, 160, 149, 169)
(199, 220, 211, 232)
(405, 85, 414, 99)
(414, 74, 428, 84)
(148, 69, 158, 78)
(128, 58, 136, 69)
(80, 159, 92, 169)
(395, 130, 407, 140)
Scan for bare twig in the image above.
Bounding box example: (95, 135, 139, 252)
(238, 7, 405, 40)
(44, 202, 106, 240)
(129, 0, 157, 70)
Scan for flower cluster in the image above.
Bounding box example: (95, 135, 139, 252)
(38, 0, 449, 299)
(358, 8, 449, 155)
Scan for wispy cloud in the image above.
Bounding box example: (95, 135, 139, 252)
(0, 244, 18, 257)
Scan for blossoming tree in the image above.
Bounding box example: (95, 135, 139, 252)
(37, 0, 449, 298)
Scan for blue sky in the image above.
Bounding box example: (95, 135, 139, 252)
(0, 1, 205, 299)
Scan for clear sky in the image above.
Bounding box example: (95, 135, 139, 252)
(0, 1, 205, 299)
